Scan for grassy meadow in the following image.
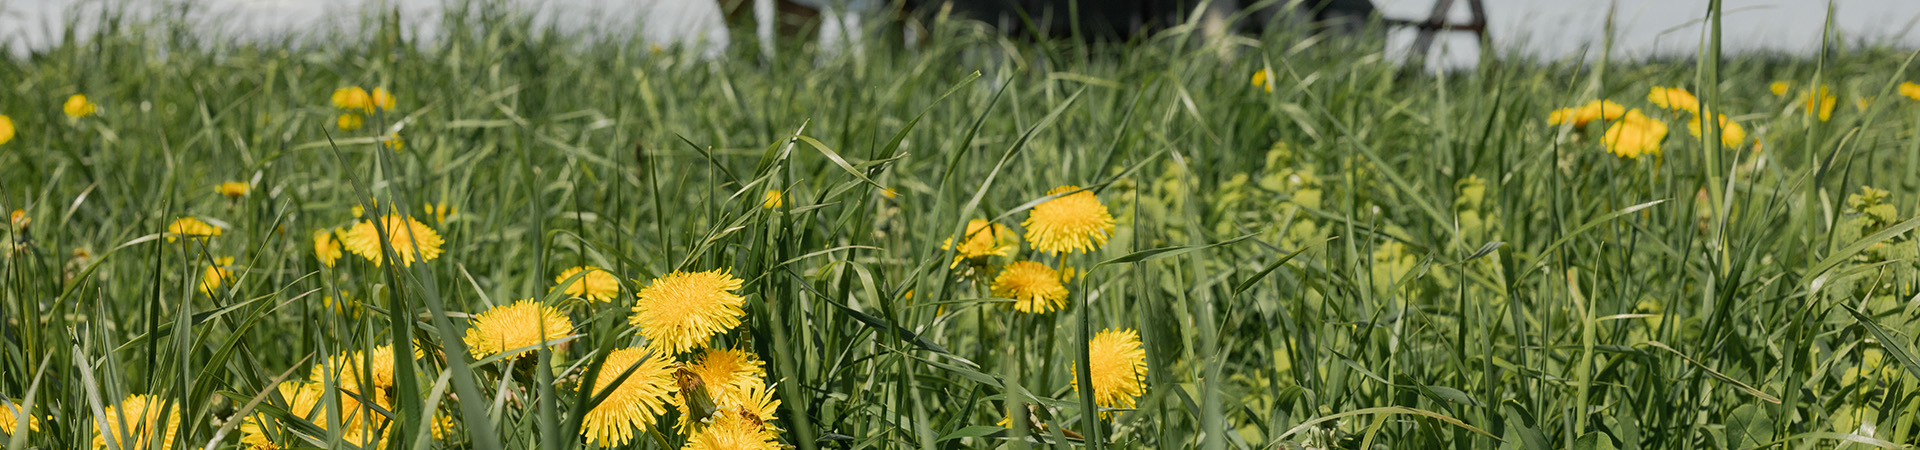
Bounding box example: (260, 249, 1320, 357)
(6, 2, 1920, 449)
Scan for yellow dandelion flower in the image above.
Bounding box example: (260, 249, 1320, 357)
(313, 229, 343, 267)
(684, 409, 781, 450)
(1, 400, 38, 437)
(1546, 100, 1627, 127)
(337, 113, 364, 131)
(580, 346, 676, 447)
(1902, 82, 1920, 101)
(1601, 110, 1668, 160)
(1251, 69, 1274, 93)
(1804, 86, 1837, 121)
(672, 348, 772, 433)
(371, 87, 396, 111)
(332, 87, 373, 112)
(1686, 114, 1748, 148)
(1073, 328, 1148, 415)
(240, 381, 321, 450)
(630, 270, 747, 355)
(64, 94, 97, 118)
(1770, 81, 1791, 96)
(1023, 186, 1116, 255)
(464, 300, 574, 361)
(200, 256, 236, 296)
(761, 190, 784, 209)
(0, 115, 14, 145)
(167, 217, 222, 241)
(382, 134, 405, 151)
(10, 210, 29, 230)
(217, 181, 250, 199)
(555, 266, 621, 302)
(322, 294, 363, 319)
(423, 201, 454, 223)
(1647, 86, 1699, 113)
(309, 345, 412, 393)
(341, 214, 444, 267)
(991, 261, 1069, 314)
(93, 394, 182, 450)
(942, 219, 1018, 267)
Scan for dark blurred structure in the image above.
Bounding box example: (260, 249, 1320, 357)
(901, 0, 1379, 40)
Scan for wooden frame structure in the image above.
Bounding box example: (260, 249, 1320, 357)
(1384, 0, 1491, 66)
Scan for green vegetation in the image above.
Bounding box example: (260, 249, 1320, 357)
(3, 2, 1920, 449)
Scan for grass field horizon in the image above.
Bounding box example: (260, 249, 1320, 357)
(5, 2, 1920, 449)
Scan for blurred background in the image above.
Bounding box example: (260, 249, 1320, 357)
(3, 0, 1919, 69)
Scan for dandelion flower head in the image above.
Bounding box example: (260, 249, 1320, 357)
(630, 269, 747, 355)
(991, 261, 1069, 314)
(464, 300, 574, 361)
(1023, 186, 1116, 255)
(341, 213, 444, 267)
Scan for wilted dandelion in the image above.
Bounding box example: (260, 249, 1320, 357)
(631, 269, 746, 355)
(199, 256, 236, 296)
(464, 300, 574, 361)
(313, 229, 343, 267)
(64, 94, 97, 118)
(166, 217, 222, 241)
(555, 266, 620, 302)
(1023, 186, 1116, 255)
(991, 261, 1069, 314)
(217, 181, 250, 199)
(1547, 100, 1627, 127)
(1601, 110, 1668, 159)
(1647, 86, 1699, 113)
(580, 346, 676, 447)
(942, 219, 1018, 268)
(341, 214, 444, 267)
(1072, 329, 1148, 416)
(93, 394, 181, 450)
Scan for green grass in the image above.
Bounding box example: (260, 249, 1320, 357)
(4, 1, 1920, 449)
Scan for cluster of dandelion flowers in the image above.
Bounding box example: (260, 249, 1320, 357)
(684, 409, 781, 450)
(943, 219, 1018, 268)
(166, 217, 222, 241)
(1547, 100, 1626, 127)
(0, 115, 13, 145)
(464, 300, 575, 360)
(64, 94, 97, 118)
(313, 229, 343, 267)
(199, 257, 237, 296)
(579, 346, 676, 447)
(1023, 186, 1116, 255)
(991, 261, 1069, 314)
(0, 400, 36, 436)
(239, 381, 396, 449)
(672, 348, 774, 432)
(555, 266, 621, 302)
(630, 269, 747, 355)
(1601, 110, 1669, 160)
(1074, 329, 1149, 415)
(342, 214, 445, 267)
(93, 394, 182, 450)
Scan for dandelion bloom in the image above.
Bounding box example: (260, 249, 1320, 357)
(240, 382, 322, 450)
(1601, 110, 1668, 160)
(761, 190, 783, 209)
(991, 261, 1069, 314)
(1804, 86, 1837, 121)
(0, 115, 13, 145)
(1073, 329, 1148, 415)
(942, 219, 1018, 267)
(382, 134, 405, 151)
(630, 269, 747, 355)
(332, 87, 373, 112)
(555, 266, 621, 302)
(200, 257, 236, 296)
(1647, 86, 1699, 113)
(309, 344, 412, 392)
(238, 381, 394, 450)
(1687, 114, 1748, 148)
(341, 214, 445, 267)
(10, 210, 27, 230)
(217, 181, 249, 199)
(1023, 186, 1116, 255)
(1546, 100, 1627, 127)
(371, 87, 397, 111)
(1769, 81, 1791, 96)
(93, 394, 182, 450)
(64, 94, 97, 118)
(166, 217, 222, 241)
(673, 348, 772, 432)
(1251, 69, 1274, 93)
(464, 300, 574, 360)
(313, 229, 343, 267)
(684, 409, 781, 450)
(423, 201, 454, 223)
(0, 400, 38, 436)
(1902, 82, 1920, 101)
(337, 113, 364, 131)
(579, 346, 676, 447)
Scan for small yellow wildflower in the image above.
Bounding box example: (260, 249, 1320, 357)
(942, 219, 1018, 267)
(1547, 100, 1628, 127)
(0, 115, 14, 145)
(554, 266, 621, 302)
(1251, 69, 1274, 93)
(217, 181, 250, 199)
(1647, 86, 1699, 113)
(64, 94, 97, 118)
(1769, 81, 1791, 96)
(1686, 114, 1748, 148)
(313, 229, 343, 267)
(166, 217, 223, 241)
(761, 190, 783, 209)
(382, 134, 404, 151)
(332, 87, 373, 112)
(991, 261, 1069, 314)
(464, 300, 575, 361)
(337, 113, 364, 131)
(1804, 86, 1837, 121)
(1902, 82, 1920, 101)
(341, 214, 444, 267)
(1023, 186, 1116, 255)
(200, 256, 236, 296)
(1601, 110, 1668, 160)
(423, 201, 454, 223)
(371, 87, 396, 111)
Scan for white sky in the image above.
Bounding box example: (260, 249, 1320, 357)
(3, 0, 1917, 66)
